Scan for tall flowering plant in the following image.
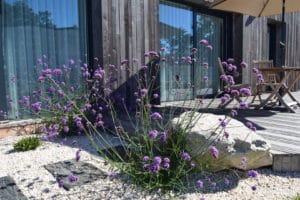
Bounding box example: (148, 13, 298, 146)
(4, 40, 261, 193)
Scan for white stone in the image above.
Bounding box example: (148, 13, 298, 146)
(171, 111, 273, 171)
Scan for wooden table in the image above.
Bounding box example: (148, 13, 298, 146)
(255, 67, 300, 113)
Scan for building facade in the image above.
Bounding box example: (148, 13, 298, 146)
(1, 0, 300, 120)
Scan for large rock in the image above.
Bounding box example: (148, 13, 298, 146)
(171, 111, 272, 171)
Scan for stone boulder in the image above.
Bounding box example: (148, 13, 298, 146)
(171, 111, 272, 172)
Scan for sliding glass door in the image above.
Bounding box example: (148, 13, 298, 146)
(159, 1, 223, 102)
(0, 0, 87, 120)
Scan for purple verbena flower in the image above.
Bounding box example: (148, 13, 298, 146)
(63, 126, 69, 133)
(199, 39, 208, 44)
(196, 180, 204, 188)
(239, 102, 249, 109)
(180, 152, 191, 161)
(140, 89, 148, 97)
(251, 185, 257, 191)
(230, 109, 238, 117)
(58, 179, 64, 188)
(240, 61, 248, 68)
(252, 67, 259, 74)
(163, 157, 170, 163)
(142, 156, 150, 162)
(53, 68, 62, 75)
(153, 156, 162, 164)
(240, 88, 251, 97)
(159, 132, 167, 142)
(206, 45, 213, 50)
(68, 174, 78, 182)
(163, 162, 170, 169)
(248, 170, 259, 178)
(150, 112, 162, 120)
(209, 146, 219, 159)
(31, 102, 42, 114)
(149, 164, 160, 173)
(148, 130, 158, 139)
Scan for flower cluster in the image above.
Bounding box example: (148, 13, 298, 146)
(142, 156, 170, 173)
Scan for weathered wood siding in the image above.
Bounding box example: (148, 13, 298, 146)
(242, 13, 300, 91)
(101, 0, 159, 92)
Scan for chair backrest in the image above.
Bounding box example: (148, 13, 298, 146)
(253, 60, 274, 69)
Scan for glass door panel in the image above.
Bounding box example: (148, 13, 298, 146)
(194, 13, 223, 96)
(159, 2, 193, 101)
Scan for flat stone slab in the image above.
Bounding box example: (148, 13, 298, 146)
(0, 176, 27, 200)
(273, 154, 300, 172)
(44, 160, 106, 191)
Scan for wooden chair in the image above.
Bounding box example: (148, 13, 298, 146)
(251, 60, 280, 104)
(217, 57, 249, 108)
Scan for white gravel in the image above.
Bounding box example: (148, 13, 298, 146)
(0, 135, 299, 200)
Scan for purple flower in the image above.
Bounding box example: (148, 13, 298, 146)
(206, 45, 213, 50)
(163, 157, 170, 163)
(227, 75, 235, 85)
(38, 76, 45, 82)
(49, 86, 56, 94)
(200, 198, 205, 200)
(75, 149, 81, 162)
(150, 164, 160, 173)
(162, 162, 170, 169)
(180, 152, 191, 161)
(191, 48, 197, 53)
(203, 76, 208, 81)
(240, 88, 251, 97)
(241, 156, 247, 168)
(31, 102, 42, 114)
(142, 156, 150, 162)
(240, 61, 248, 68)
(230, 110, 238, 117)
(68, 174, 78, 182)
(142, 164, 149, 171)
(199, 39, 208, 44)
(140, 89, 148, 97)
(220, 74, 228, 81)
(159, 132, 167, 142)
(191, 162, 196, 168)
(231, 90, 240, 96)
(248, 170, 259, 178)
(239, 102, 249, 109)
(41, 69, 52, 77)
(227, 58, 235, 63)
(63, 126, 69, 133)
(153, 93, 159, 98)
(69, 59, 75, 65)
(245, 121, 253, 129)
(153, 156, 162, 164)
(148, 130, 158, 139)
(53, 68, 62, 75)
(251, 185, 257, 191)
(150, 112, 162, 120)
(58, 179, 64, 188)
(224, 178, 230, 185)
(203, 62, 209, 68)
(220, 119, 228, 128)
(252, 67, 259, 74)
(161, 47, 166, 52)
(121, 59, 129, 65)
(256, 73, 264, 82)
(209, 146, 219, 159)
(196, 180, 204, 188)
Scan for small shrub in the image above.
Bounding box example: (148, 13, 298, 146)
(293, 196, 300, 200)
(14, 137, 41, 151)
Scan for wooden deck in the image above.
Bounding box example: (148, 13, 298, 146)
(158, 91, 300, 155)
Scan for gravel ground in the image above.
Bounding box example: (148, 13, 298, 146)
(0, 135, 299, 200)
